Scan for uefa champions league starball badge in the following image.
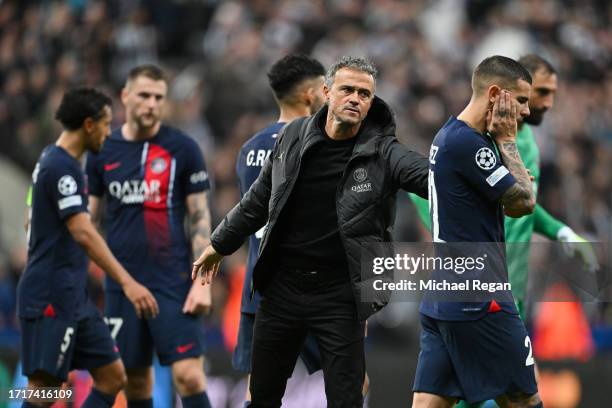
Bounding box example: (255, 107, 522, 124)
(475, 147, 496, 170)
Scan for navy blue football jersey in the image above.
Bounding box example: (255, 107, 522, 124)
(18, 145, 89, 319)
(236, 122, 284, 313)
(86, 125, 210, 291)
(420, 117, 519, 320)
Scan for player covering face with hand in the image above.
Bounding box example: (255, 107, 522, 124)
(410, 54, 599, 408)
(413, 56, 542, 408)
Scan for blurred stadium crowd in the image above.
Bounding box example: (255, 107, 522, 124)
(0, 0, 611, 402)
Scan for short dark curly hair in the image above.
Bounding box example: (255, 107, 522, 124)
(472, 55, 532, 95)
(267, 54, 325, 101)
(55, 88, 112, 131)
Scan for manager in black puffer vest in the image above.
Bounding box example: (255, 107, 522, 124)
(193, 56, 429, 407)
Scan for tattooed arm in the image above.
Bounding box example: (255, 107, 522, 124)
(187, 192, 212, 257)
(183, 191, 213, 314)
(488, 90, 535, 217)
(497, 141, 535, 217)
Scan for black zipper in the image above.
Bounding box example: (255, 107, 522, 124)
(260, 136, 323, 248)
(335, 150, 383, 314)
(335, 151, 378, 266)
(276, 136, 321, 212)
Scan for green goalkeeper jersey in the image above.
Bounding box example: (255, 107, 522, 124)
(410, 124, 564, 317)
(503, 124, 539, 309)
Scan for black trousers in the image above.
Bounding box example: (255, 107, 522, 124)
(250, 267, 365, 408)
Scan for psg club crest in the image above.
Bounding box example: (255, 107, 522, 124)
(150, 158, 167, 174)
(475, 147, 496, 170)
(353, 168, 368, 182)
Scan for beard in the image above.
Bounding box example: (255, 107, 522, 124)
(524, 108, 547, 125)
(309, 97, 326, 115)
(335, 112, 361, 126)
(87, 136, 103, 153)
(136, 112, 160, 129)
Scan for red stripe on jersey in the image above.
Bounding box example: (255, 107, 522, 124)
(143, 144, 171, 209)
(143, 144, 172, 257)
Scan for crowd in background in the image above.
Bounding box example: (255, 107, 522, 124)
(0, 0, 611, 377)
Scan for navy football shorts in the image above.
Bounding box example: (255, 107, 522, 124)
(21, 301, 119, 381)
(104, 286, 204, 368)
(233, 311, 322, 375)
(413, 312, 538, 404)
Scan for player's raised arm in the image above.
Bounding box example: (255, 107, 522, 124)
(192, 126, 285, 286)
(386, 140, 429, 198)
(207, 133, 278, 255)
(65, 212, 159, 318)
(489, 91, 535, 217)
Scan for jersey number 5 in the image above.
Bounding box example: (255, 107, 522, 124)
(60, 327, 75, 353)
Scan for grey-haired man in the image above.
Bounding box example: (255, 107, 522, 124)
(193, 56, 429, 407)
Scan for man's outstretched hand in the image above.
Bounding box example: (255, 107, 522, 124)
(192, 244, 224, 285)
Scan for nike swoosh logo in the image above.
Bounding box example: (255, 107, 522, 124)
(176, 343, 195, 354)
(104, 162, 121, 171)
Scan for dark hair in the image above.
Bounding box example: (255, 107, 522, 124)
(518, 54, 556, 76)
(472, 55, 532, 95)
(267, 54, 325, 101)
(325, 56, 378, 88)
(127, 64, 166, 83)
(55, 88, 112, 131)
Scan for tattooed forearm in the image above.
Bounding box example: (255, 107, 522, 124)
(498, 141, 535, 214)
(187, 193, 211, 257)
(500, 142, 532, 194)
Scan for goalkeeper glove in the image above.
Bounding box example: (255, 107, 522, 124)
(557, 226, 600, 273)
